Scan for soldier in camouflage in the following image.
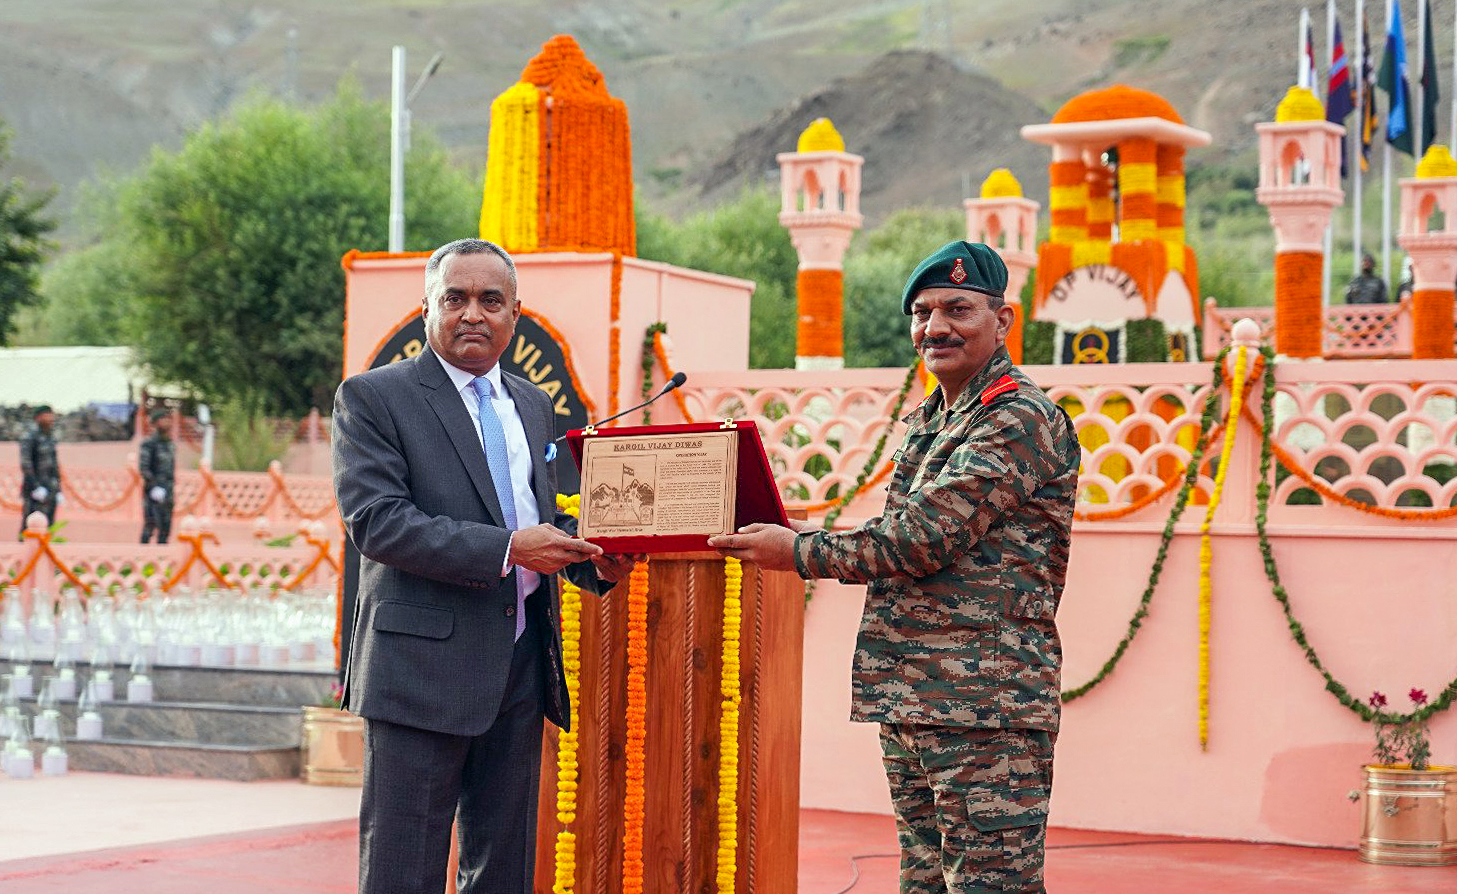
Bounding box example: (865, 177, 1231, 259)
(139, 410, 177, 544)
(19, 405, 61, 539)
(712, 241, 1080, 893)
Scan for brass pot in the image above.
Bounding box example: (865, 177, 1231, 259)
(1356, 764, 1457, 866)
(302, 705, 364, 786)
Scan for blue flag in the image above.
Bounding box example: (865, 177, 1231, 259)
(1377, 0, 1414, 154)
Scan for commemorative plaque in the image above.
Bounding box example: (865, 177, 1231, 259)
(566, 421, 788, 553)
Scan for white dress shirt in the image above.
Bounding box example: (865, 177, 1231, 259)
(439, 358, 542, 596)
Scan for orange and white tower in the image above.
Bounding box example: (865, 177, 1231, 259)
(1255, 86, 1344, 358)
(777, 118, 864, 370)
(964, 168, 1039, 363)
(1398, 145, 1457, 358)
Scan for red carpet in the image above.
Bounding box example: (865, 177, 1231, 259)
(0, 809, 1452, 892)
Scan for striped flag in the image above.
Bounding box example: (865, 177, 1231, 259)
(1328, 17, 1356, 176)
(1360, 12, 1380, 171)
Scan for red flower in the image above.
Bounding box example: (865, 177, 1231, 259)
(1369, 691, 1388, 708)
(1409, 688, 1428, 707)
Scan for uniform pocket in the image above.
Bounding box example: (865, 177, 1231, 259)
(372, 601, 454, 639)
(1006, 587, 1056, 623)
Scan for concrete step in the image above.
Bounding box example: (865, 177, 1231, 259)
(59, 738, 300, 781)
(1, 660, 335, 708)
(22, 698, 302, 747)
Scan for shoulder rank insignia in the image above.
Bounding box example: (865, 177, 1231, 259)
(980, 374, 1018, 406)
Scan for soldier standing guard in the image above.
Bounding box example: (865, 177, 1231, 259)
(19, 405, 61, 539)
(139, 410, 177, 544)
(712, 241, 1080, 893)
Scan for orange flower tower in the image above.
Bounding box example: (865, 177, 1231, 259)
(1020, 85, 1211, 360)
(777, 118, 864, 370)
(1398, 145, 1457, 358)
(479, 34, 635, 256)
(1254, 86, 1345, 358)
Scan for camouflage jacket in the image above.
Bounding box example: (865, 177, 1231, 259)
(19, 425, 60, 492)
(139, 434, 176, 494)
(793, 347, 1080, 731)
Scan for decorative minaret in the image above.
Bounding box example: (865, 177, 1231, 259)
(1398, 145, 1457, 358)
(964, 168, 1039, 363)
(1255, 86, 1345, 358)
(777, 118, 864, 370)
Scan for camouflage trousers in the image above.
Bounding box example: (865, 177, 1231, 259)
(880, 723, 1055, 893)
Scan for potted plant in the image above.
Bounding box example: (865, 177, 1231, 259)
(301, 682, 363, 786)
(1352, 689, 1456, 866)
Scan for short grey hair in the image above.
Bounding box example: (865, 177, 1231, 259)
(424, 238, 518, 301)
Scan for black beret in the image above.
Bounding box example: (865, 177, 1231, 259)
(901, 241, 1008, 314)
(33, 405, 53, 417)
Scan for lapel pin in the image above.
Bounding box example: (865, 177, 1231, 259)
(545, 442, 558, 463)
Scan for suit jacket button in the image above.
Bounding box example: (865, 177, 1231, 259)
(505, 606, 517, 617)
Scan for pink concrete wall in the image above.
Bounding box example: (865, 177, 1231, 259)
(341, 253, 754, 427)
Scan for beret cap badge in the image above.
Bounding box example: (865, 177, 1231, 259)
(949, 258, 968, 285)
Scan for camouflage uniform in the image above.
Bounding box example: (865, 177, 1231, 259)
(139, 431, 176, 544)
(19, 423, 60, 537)
(794, 346, 1080, 893)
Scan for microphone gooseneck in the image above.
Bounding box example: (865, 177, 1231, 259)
(554, 372, 689, 442)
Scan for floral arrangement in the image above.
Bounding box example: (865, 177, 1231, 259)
(1273, 251, 1323, 357)
(1369, 689, 1435, 770)
(479, 35, 635, 257)
(621, 559, 649, 894)
(552, 494, 583, 893)
(795, 269, 844, 359)
(716, 557, 744, 892)
(319, 681, 344, 710)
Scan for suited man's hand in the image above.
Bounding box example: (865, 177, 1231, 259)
(591, 553, 643, 583)
(509, 524, 603, 574)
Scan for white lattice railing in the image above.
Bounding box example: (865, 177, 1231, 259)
(681, 359, 1457, 527)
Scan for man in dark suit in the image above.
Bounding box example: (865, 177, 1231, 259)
(332, 238, 636, 894)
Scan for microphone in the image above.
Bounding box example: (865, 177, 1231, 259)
(555, 372, 688, 443)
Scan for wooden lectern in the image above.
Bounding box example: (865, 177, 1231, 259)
(531, 552, 804, 893)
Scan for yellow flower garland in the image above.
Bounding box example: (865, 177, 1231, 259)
(1198, 345, 1248, 749)
(552, 494, 583, 894)
(716, 557, 743, 892)
(622, 559, 649, 894)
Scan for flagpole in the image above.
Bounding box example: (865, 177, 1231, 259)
(1323, 0, 1336, 311)
(1355, 0, 1365, 276)
(1301, 7, 1312, 87)
(1382, 0, 1394, 287)
(1415, 0, 1426, 156)
(1451, 0, 1456, 149)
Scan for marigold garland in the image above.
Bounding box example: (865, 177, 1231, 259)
(621, 559, 649, 894)
(637, 323, 696, 424)
(716, 557, 744, 892)
(1410, 288, 1456, 359)
(552, 494, 584, 894)
(1250, 347, 1457, 728)
(607, 253, 624, 423)
(1196, 345, 1248, 750)
(796, 268, 845, 359)
(1274, 251, 1324, 358)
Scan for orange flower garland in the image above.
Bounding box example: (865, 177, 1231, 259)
(1411, 288, 1456, 359)
(607, 253, 624, 423)
(621, 559, 649, 894)
(553, 494, 584, 894)
(796, 268, 845, 359)
(1274, 251, 1324, 358)
(716, 557, 744, 892)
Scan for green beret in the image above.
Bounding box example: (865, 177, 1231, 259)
(901, 241, 1008, 314)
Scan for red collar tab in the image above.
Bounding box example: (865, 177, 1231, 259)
(980, 375, 1019, 406)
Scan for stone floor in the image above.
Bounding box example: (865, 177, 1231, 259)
(1, 773, 1454, 892)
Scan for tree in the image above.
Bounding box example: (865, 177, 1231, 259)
(70, 83, 478, 415)
(637, 189, 799, 368)
(0, 125, 56, 345)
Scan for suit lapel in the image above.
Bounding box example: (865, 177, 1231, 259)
(504, 371, 554, 522)
(416, 348, 509, 528)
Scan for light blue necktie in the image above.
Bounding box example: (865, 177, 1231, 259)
(471, 377, 525, 640)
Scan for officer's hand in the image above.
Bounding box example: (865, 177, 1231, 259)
(707, 523, 797, 571)
(149, 486, 167, 503)
(30, 487, 47, 502)
(509, 524, 603, 574)
(785, 518, 819, 533)
(591, 552, 643, 583)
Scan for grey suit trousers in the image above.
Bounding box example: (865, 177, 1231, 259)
(359, 610, 545, 894)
